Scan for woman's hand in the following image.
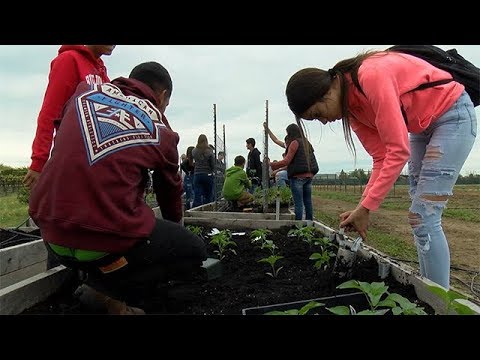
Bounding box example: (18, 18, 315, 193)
(339, 205, 370, 240)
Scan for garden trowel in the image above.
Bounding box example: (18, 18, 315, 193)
(332, 227, 363, 277)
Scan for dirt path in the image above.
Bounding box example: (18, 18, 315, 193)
(312, 197, 480, 301)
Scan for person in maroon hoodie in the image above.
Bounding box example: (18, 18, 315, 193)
(29, 61, 207, 315)
(23, 45, 116, 190)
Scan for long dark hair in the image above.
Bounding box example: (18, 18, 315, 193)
(285, 123, 316, 173)
(186, 146, 194, 166)
(286, 50, 384, 160)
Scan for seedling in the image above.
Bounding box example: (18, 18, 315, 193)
(288, 224, 317, 246)
(314, 236, 337, 251)
(186, 225, 204, 237)
(427, 284, 477, 315)
(278, 186, 292, 205)
(210, 229, 237, 260)
(259, 239, 279, 255)
(265, 301, 324, 315)
(250, 228, 272, 245)
(327, 280, 427, 315)
(309, 249, 336, 270)
(258, 255, 284, 278)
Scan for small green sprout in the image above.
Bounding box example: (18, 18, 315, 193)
(258, 255, 284, 278)
(265, 301, 324, 315)
(210, 229, 237, 260)
(250, 229, 272, 245)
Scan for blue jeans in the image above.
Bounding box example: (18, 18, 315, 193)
(408, 91, 476, 289)
(290, 177, 313, 220)
(183, 174, 194, 210)
(193, 173, 214, 208)
(276, 170, 289, 187)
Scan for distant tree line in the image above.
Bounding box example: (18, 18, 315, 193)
(313, 168, 480, 185)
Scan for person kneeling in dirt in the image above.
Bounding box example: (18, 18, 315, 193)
(222, 155, 254, 209)
(28, 61, 207, 315)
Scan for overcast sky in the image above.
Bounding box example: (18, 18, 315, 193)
(1, 45, 479, 175)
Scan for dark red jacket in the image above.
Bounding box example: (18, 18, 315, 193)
(30, 45, 110, 172)
(29, 78, 183, 253)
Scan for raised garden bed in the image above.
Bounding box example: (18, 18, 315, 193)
(0, 227, 41, 249)
(5, 216, 480, 315)
(0, 227, 45, 291)
(19, 224, 433, 315)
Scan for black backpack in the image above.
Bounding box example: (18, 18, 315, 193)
(353, 45, 480, 113)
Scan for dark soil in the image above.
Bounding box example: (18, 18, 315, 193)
(0, 228, 41, 249)
(22, 225, 434, 315)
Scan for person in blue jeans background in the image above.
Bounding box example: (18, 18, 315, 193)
(284, 49, 477, 288)
(181, 146, 195, 210)
(270, 124, 319, 220)
(192, 134, 215, 207)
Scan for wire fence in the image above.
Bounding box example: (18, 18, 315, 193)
(311, 174, 408, 197)
(0, 181, 23, 197)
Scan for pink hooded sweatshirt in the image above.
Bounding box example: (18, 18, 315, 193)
(346, 51, 464, 211)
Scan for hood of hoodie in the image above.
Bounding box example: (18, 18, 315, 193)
(58, 45, 102, 64)
(226, 166, 244, 177)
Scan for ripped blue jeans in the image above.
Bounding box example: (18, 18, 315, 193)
(408, 91, 477, 289)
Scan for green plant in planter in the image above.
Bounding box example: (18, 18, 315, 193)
(186, 225, 204, 237)
(260, 239, 279, 255)
(265, 301, 324, 315)
(250, 228, 272, 245)
(210, 229, 237, 260)
(278, 186, 292, 205)
(288, 224, 317, 246)
(427, 284, 477, 315)
(258, 255, 284, 278)
(313, 236, 337, 251)
(252, 187, 292, 208)
(252, 187, 264, 207)
(327, 280, 427, 315)
(309, 249, 336, 270)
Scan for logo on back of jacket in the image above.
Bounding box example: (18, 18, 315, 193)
(76, 83, 166, 165)
(85, 74, 104, 86)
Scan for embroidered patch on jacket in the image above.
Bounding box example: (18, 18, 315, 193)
(76, 83, 165, 165)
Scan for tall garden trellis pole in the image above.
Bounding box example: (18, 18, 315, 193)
(213, 104, 217, 210)
(213, 104, 227, 211)
(262, 100, 269, 213)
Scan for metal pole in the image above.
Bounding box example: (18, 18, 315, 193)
(213, 104, 217, 211)
(263, 100, 269, 214)
(223, 124, 226, 168)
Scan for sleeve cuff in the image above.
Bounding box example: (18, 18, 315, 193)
(361, 196, 380, 212)
(30, 160, 46, 173)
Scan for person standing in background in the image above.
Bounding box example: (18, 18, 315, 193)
(245, 137, 262, 193)
(192, 134, 215, 207)
(181, 146, 195, 210)
(269, 124, 318, 220)
(23, 45, 116, 189)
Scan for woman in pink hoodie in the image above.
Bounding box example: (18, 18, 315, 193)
(285, 49, 477, 289)
(23, 45, 116, 189)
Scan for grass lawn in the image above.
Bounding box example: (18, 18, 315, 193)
(0, 194, 29, 228)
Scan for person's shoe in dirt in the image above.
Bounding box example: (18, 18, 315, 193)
(74, 284, 145, 315)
